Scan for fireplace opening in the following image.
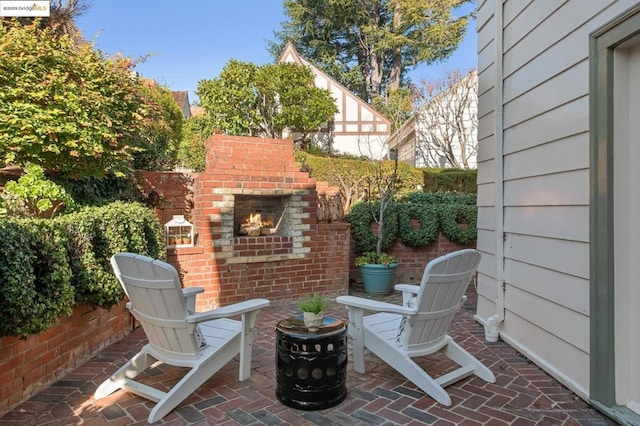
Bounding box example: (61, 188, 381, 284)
(234, 195, 290, 237)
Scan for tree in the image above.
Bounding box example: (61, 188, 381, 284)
(132, 81, 184, 171)
(0, 20, 149, 178)
(273, 0, 471, 103)
(414, 69, 478, 169)
(197, 60, 338, 140)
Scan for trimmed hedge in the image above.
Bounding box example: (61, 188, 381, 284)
(0, 201, 165, 337)
(348, 192, 478, 253)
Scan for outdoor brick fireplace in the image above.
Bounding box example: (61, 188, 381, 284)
(162, 135, 350, 309)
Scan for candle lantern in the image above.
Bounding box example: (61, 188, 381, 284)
(164, 215, 194, 248)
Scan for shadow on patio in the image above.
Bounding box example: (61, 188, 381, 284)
(0, 286, 614, 425)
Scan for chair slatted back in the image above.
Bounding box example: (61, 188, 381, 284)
(398, 249, 481, 351)
(111, 253, 200, 359)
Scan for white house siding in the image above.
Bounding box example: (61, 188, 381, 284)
(475, 0, 639, 399)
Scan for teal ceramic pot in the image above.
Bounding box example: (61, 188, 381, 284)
(360, 263, 398, 295)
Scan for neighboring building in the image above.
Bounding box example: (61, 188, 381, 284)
(475, 1, 640, 424)
(278, 43, 391, 159)
(388, 70, 478, 169)
(171, 91, 191, 118)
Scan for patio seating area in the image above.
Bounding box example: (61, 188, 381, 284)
(0, 286, 614, 425)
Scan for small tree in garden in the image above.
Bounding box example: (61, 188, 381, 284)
(368, 154, 399, 257)
(197, 60, 338, 142)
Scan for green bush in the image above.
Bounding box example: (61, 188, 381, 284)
(422, 168, 477, 193)
(61, 202, 165, 308)
(0, 201, 165, 337)
(347, 201, 399, 253)
(0, 220, 74, 337)
(348, 193, 478, 253)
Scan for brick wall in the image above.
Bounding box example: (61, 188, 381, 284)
(145, 135, 351, 310)
(0, 302, 132, 415)
(349, 232, 474, 285)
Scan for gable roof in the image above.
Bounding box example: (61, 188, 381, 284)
(278, 42, 390, 137)
(171, 91, 191, 118)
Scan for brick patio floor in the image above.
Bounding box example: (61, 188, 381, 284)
(0, 286, 616, 425)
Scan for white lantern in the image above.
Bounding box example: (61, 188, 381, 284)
(164, 215, 194, 248)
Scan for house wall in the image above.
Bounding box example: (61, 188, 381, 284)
(475, 0, 639, 399)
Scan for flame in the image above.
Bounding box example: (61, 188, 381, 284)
(243, 212, 274, 228)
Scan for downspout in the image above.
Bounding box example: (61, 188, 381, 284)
(486, 0, 506, 339)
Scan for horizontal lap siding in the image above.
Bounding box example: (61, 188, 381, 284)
(476, 0, 639, 397)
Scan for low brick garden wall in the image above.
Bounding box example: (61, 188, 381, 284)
(0, 302, 132, 415)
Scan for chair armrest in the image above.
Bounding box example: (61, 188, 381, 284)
(394, 284, 419, 294)
(394, 284, 420, 307)
(336, 296, 414, 315)
(186, 299, 270, 323)
(183, 287, 204, 313)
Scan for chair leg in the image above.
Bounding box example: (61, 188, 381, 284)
(443, 340, 496, 383)
(238, 311, 259, 381)
(94, 347, 155, 400)
(346, 307, 366, 373)
(372, 343, 452, 406)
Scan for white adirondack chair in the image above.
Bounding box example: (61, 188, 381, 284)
(94, 253, 270, 423)
(337, 249, 495, 406)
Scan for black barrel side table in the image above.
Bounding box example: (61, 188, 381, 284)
(275, 315, 347, 410)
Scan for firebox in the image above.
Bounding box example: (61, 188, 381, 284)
(234, 195, 290, 237)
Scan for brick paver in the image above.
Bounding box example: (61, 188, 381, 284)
(0, 286, 615, 425)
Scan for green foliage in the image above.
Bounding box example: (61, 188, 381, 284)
(60, 173, 146, 207)
(422, 168, 477, 193)
(297, 294, 328, 314)
(132, 83, 184, 171)
(176, 115, 214, 172)
(2, 164, 75, 218)
(197, 60, 337, 139)
(436, 203, 477, 244)
(372, 87, 414, 132)
(348, 192, 478, 252)
(275, 0, 471, 101)
(397, 202, 439, 247)
(402, 191, 476, 205)
(347, 201, 399, 254)
(355, 251, 398, 267)
(61, 202, 165, 308)
(301, 152, 422, 213)
(0, 219, 75, 337)
(0, 201, 165, 337)
(0, 20, 147, 178)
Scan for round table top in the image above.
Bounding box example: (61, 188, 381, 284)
(276, 315, 346, 338)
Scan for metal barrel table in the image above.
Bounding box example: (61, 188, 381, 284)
(275, 315, 348, 410)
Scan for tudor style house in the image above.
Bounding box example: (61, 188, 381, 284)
(474, 1, 640, 424)
(278, 43, 391, 159)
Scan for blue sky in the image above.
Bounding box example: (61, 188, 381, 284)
(76, 1, 477, 104)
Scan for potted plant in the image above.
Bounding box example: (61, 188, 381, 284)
(351, 152, 400, 295)
(298, 294, 328, 331)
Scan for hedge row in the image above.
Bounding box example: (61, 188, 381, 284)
(0, 201, 165, 337)
(347, 192, 477, 253)
(300, 152, 477, 197)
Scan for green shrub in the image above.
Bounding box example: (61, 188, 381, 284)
(397, 202, 439, 247)
(422, 168, 477, 193)
(1, 164, 75, 218)
(0, 219, 74, 337)
(0, 201, 165, 337)
(436, 204, 478, 244)
(347, 201, 399, 253)
(348, 193, 478, 252)
(61, 201, 165, 308)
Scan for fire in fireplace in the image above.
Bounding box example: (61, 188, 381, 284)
(234, 195, 290, 237)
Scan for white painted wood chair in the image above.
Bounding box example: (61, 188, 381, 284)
(337, 249, 495, 406)
(94, 253, 269, 423)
